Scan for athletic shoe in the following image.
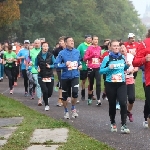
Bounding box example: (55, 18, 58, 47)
(56, 99, 63, 107)
(45, 105, 50, 111)
(96, 100, 102, 106)
(102, 94, 108, 101)
(87, 99, 92, 105)
(14, 82, 17, 86)
(121, 124, 130, 134)
(38, 100, 42, 106)
(127, 112, 133, 122)
(111, 123, 117, 132)
(116, 102, 120, 110)
(72, 109, 78, 118)
(76, 100, 80, 104)
(81, 97, 85, 101)
(10, 90, 13, 94)
(30, 96, 34, 100)
(54, 87, 58, 92)
(64, 112, 70, 119)
(143, 121, 148, 128)
(24, 92, 28, 97)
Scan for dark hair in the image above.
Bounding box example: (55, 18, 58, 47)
(59, 36, 66, 41)
(92, 35, 98, 40)
(85, 35, 92, 39)
(146, 29, 150, 38)
(119, 42, 124, 46)
(41, 42, 49, 46)
(104, 39, 111, 43)
(8, 45, 12, 50)
(64, 36, 72, 42)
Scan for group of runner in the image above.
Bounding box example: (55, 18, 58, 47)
(0, 29, 150, 134)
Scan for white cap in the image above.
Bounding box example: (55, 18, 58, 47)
(128, 33, 135, 38)
(24, 40, 30, 44)
(12, 43, 14, 46)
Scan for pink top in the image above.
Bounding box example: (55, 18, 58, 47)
(83, 45, 102, 69)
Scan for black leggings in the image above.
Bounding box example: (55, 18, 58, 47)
(5, 67, 14, 90)
(62, 78, 79, 101)
(88, 68, 101, 100)
(127, 84, 135, 104)
(56, 69, 62, 89)
(22, 69, 28, 92)
(105, 82, 127, 125)
(144, 84, 150, 121)
(38, 78, 54, 106)
(14, 65, 20, 82)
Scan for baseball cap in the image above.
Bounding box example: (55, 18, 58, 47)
(128, 33, 135, 38)
(24, 40, 30, 44)
(12, 46, 16, 51)
(85, 35, 92, 39)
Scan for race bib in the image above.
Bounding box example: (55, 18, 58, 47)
(129, 48, 136, 54)
(68, 61, 78, 70)
(7, 58, 13, 63)
(42, 77, 51, 82)
(92, 58, 99, 64)
(111, 73, 122, 82)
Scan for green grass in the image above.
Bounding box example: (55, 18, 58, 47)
(0, 94, 113, 150)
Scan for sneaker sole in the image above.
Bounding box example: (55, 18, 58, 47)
(38, 103, 42, 106)
(121, 130, 130, 134)
(111, 129, 117, 132)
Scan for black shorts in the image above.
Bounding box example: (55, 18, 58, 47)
(80, 70, 88, 80)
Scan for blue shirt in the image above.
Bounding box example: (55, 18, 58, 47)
(17, 48, 29, 70)
(100, 55, 129, 82)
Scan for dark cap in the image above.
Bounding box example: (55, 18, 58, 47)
(85, 35, 92, 39)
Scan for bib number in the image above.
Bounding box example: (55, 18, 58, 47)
(42, 78, 51, 82)
(92, 58, 99, 64)
(111, 74, 122, 82)
(68, 61, 78, 70)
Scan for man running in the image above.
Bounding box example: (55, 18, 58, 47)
(77, 35, 92, 101)
(55, 36, 82, 119)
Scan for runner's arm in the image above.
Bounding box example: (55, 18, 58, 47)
(99, 56, 110, 74)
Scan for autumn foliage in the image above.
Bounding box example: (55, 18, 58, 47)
(0, 0, 20, 27)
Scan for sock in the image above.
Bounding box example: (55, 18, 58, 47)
(88, 94, 93, 99)
(65, 108, 68, 112)
(81, 89, 85, 97)
(71, 105, 75, 110)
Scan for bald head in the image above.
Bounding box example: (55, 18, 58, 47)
(34, 39, 41, 48)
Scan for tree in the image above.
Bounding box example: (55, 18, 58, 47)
(0, 0, 20, 27)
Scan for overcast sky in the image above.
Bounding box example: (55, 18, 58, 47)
(131, 0, 150, 17)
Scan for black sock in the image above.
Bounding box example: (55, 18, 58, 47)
(88, 94, 93, 99)
(81, 89, 85, 97)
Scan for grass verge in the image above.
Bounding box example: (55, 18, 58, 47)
(0, 94, 113, 150)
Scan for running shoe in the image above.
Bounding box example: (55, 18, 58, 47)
(54, 87, 59, 92)
(30, 95, 34, 100)
(111, 123, 117, 132)
(121, 124, 130, 134)
(92, 96, 96, 100)
(72, 109, 78, 118)
(56, 99, 63, 107)
(87, 99, 92, 105)
(81, 97, 85, 101)
(76, 100, 80, 104)
(143, 121, 148, 128)
(38, 100, 42, 106)
(116, 102, 120, 110)
(64, 112, 70, 119)
(14, 82, 17, 86)
(10, 90, 13, 94)
(24, 92, 28, 97)
(127, 112, 133, 122)
(45, 105, 50, 111)
(96, 100, 102, 106)
(102, 93, 108, 100)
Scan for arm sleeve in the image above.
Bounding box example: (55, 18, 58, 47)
(83, 47, 92, 61)
(54, 52, 67, 69)
(50, 55, 55, 68)
(99, 56, 110, 74)
(17, 50, 21, 59)
(34, 57, 38, 70)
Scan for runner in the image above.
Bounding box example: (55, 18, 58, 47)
(132, 29, 150, 128)
(17, 40, 30, 96)
(120, 43, 138, 122)
(53, 36, 66, 106)
(3, 45, 17, 94)
(0, 43, 4, 82)
(100, 40, 130, 133)
(124, 33, 139, 79)
(35, 42, 55, 111)
(83, 35, 102, 106)
(54, 36, 82, 119)
(29, 39, 43, 106)
(77, 35, 92, 101)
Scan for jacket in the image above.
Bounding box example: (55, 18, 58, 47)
(54, 48, 81, 79)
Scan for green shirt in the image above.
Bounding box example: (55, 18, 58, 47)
(3, 51, 16, 68)
(30, 48, 41, 74)
(77, 42, 90, 70)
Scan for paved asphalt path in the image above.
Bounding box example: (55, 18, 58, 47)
(0, 78, 150, 150)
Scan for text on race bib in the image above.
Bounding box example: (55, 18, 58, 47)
(92, 58, 99, 64)
(111, 73, 122, 82)
(42, 78, 51, 82)
(68, 61, 78, 70)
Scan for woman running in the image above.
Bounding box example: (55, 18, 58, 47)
(3, 45, 17, 94)
(35, 42, 55, 111)
(100, 40, 130, 134)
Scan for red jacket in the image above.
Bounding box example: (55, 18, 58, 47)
(132, 38, 150, 86)
(124, 41, 139, 54)
(100, 51, 109, 63)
